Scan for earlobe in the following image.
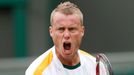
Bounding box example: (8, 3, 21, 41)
(81, 31, 84, 36)
(81, 26, 85, 36)
(49, 26, 53, 37)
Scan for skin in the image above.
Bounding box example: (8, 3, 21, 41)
(49, 12, 85, 66)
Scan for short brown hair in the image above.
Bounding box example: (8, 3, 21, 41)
(50, 1, 83, 25)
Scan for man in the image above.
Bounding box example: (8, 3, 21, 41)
(26, 1, 106, 75)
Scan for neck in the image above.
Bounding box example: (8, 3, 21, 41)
(56, 49, 80, 66)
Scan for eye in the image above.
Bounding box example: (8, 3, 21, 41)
(69, 27, 77, 32)
(57, 27, 65, 32)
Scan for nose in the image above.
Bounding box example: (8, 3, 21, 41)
(63, 29, 70, 40)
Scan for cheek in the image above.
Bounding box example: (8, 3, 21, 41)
(72, 33, 83, 44)
(53, 33, 58, 41)
(52, 32, 63, 43)
(73, 32, 83, 39)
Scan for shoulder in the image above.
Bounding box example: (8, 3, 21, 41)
(25, 48, 53, 75)
(79, 50, 96, 74)
(79, 50, 96, 63)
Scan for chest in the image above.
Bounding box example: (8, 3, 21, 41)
(42, 63, 95, 75)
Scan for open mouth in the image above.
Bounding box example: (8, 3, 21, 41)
(63, 42, 71, 50)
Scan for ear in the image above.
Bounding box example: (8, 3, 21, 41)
(81, 26, 85, 36)
(49, 26, 53, 37)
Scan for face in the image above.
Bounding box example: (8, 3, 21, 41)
(50, 12, 84, 59)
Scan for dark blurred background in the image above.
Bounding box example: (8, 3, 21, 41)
(0, 0, 134, 75)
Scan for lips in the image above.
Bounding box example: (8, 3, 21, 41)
(63, 42, 71, 50)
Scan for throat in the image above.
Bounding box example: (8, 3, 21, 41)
(59, 53, 80, 66)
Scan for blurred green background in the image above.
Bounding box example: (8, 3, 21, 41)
(0, 0, 134, 75)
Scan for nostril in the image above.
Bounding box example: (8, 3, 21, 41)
(63, 32, 70, 40)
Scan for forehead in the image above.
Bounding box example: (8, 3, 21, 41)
(52, 12, 81, 25)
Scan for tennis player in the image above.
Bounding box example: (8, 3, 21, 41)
(25, 1, 106, 75)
